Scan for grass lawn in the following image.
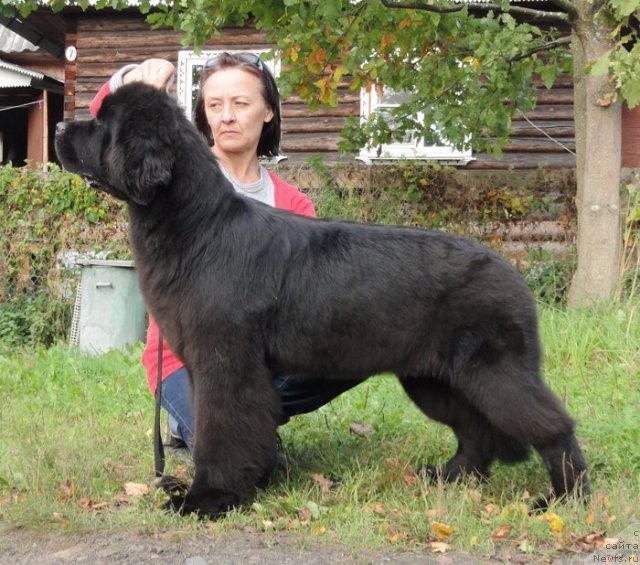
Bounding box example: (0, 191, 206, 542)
(0, 300, 638, 560)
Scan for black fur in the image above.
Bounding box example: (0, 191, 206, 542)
(55, 83, 589, 518)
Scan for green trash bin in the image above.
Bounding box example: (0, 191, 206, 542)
(73, 259, 147, 354)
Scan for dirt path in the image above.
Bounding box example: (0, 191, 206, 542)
(0, 528, 502, 565)
(0, 527, 591, 565)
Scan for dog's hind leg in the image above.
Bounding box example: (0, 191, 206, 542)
(459, 355, 590, 505)
(531, 431, 590, 509)
(165, 362, 282, 519)
(400, 379, 530, 482)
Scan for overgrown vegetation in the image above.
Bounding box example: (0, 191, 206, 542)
(0, 301, 638, 560)
(301, 157, 574, 228)
(0, 164, 129, 349)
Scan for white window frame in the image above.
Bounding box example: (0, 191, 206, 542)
(358, 86, 473, 164)
(177, 48, 279, 120)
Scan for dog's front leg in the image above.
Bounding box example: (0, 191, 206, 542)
(165, 363, 281, 519)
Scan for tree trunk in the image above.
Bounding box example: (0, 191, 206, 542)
(567, 14, 623, 307)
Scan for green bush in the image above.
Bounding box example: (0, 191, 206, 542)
(0, 163, 130, 348)
(0, 291, 69, 351)
(521, 250, 576, 306)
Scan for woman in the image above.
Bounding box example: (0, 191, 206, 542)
(91, 53, 360, 460)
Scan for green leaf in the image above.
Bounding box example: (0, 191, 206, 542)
(609, 0, 640, 17)
(589, 52, 611, 76)
(538, 66, 558, 89)
(621, 79, 640, 108)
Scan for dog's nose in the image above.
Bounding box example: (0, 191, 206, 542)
(55, 122, 66, 135)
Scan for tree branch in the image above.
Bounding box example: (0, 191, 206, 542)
(509, 35, 572, 62)
(380, 0, 569, 23)
(380, 0, 464, 13)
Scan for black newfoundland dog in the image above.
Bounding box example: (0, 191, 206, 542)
(55, 83, 589, 518)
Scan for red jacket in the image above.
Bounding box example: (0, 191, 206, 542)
(90, 78, 316, 394)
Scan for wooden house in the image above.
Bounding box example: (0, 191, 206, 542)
(0, 18, 64, 167)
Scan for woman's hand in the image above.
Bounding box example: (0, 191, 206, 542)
(123, 58, 176, 91)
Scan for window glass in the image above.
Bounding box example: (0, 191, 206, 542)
(359, 86, 473, 163)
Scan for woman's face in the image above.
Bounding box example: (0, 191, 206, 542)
(201, 67, 273, 157)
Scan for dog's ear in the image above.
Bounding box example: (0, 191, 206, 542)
(106, 87, 179, 206)
(119, 128, 175, 206)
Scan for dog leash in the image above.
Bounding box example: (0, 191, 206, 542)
(154, 331, 165, 477)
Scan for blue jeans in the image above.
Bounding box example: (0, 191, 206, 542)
(161, 368, 362, 453)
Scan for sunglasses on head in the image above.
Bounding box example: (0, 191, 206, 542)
(204, 52, 264, 71)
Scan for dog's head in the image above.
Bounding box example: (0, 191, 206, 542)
(55, 83, 183, 206)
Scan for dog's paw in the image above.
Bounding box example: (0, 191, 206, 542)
(161, 489, 237, 520)
(157, 474, 190, 496)
(529, 494, 555, 514)
(416, 463, 440, 481)
(162, 494, 189, 515)
(416, 463, 489, 483)
(161, 494, 222, 520)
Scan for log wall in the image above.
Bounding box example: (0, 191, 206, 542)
(62, 13, 578, 169)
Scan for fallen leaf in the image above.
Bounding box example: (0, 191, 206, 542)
(573, 530, 607, 552)
(52, 512, 68, 524)
(387, 526, 403, 543)
(386, 525, 411, 543)
(384, 457, 400, 469)
(298, 506, 313, 523)
(483, 503, 499, 516)
(124, 482, 149, 497)
(59, 480, 74, 501)
(78, 497, 109, 511)
(430, 541, 451, 553)
(112, 493, 131, 506)
(364, 502, 386, 515)
(518, 539, 535, 553)
(403, 469, 418, 487)
(349, 421, 373, 436)
(539, 511, 565, 534)
(491, 524, 513, 540)
(311, 473, 334, 493)
(432, 521, 454, 540)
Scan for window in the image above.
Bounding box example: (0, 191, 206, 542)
(177, 49, 279, 119)
(359, 86, 473, 164)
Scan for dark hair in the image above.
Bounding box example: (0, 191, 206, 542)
(193, 52, 281, 158)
